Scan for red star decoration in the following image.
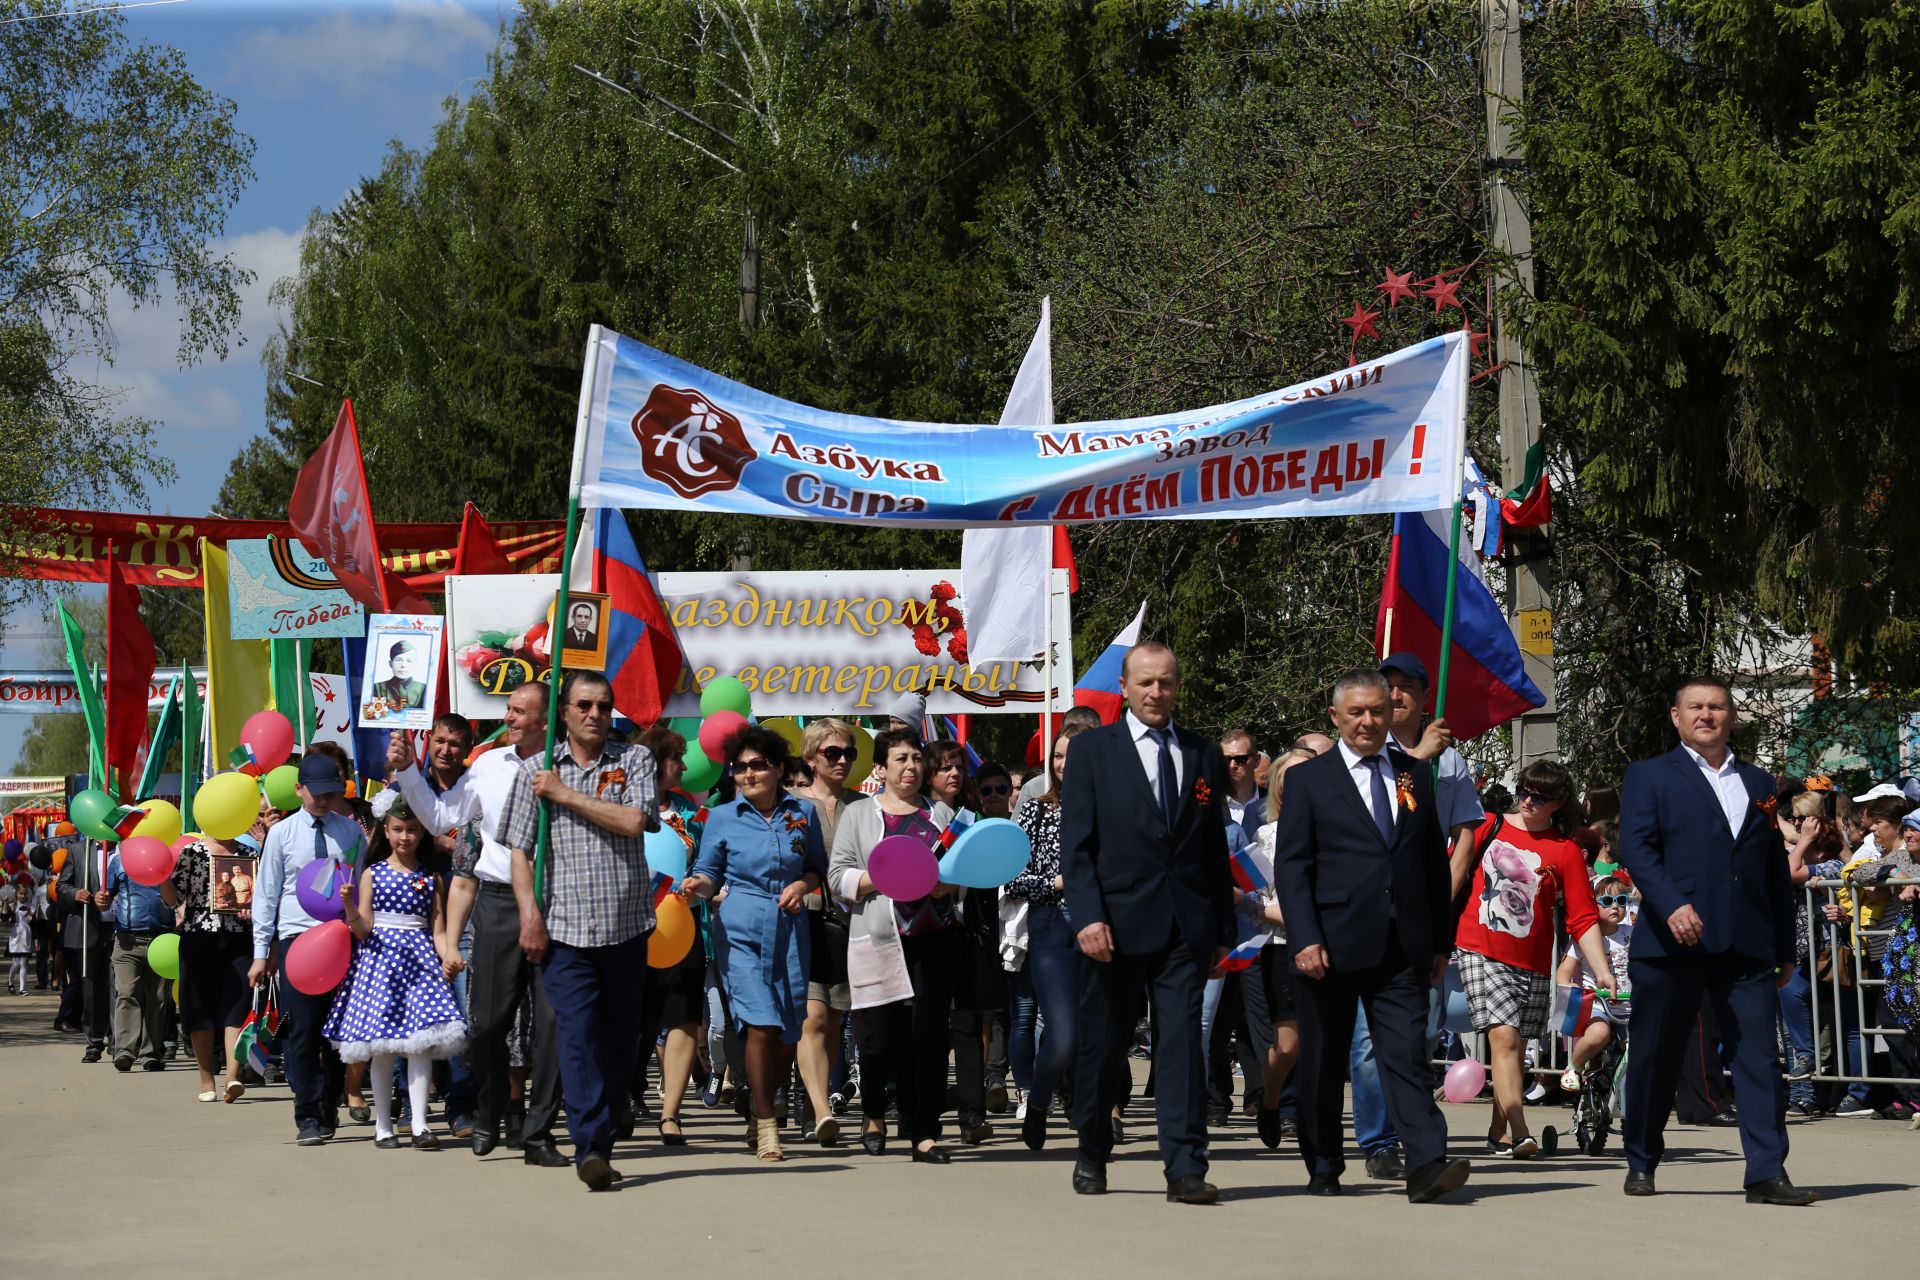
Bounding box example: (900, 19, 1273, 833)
(1338, 302, 1381, 341)
(1376, 266, 1418, 307)
(1461, 322, 1488, 360)
(1422, 274, 1464, 313)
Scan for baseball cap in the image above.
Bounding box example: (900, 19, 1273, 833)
(1379, 652, 1429, 685)
(296, 753, 345, 796)
(1851, 781, 1904, 803)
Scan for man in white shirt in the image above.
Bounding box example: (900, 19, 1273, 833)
(390, 682, 564, 1166)
(1220, 727, 1265, 833)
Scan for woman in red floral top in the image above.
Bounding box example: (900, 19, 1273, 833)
(1455, 761, 1613, 1158)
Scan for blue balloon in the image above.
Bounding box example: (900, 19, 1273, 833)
(645, 826, 689, 885)
(938, 818, 1031, 889)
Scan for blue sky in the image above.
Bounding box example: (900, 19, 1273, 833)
(2, 0, 508, 771)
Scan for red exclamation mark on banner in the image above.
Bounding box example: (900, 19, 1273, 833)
(1408, 423, 1428, 475)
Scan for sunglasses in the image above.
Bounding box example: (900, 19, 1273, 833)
(979, 782, 1010, 796)
(571, 698, 613, 713)
(1225, 753, 1254, 766)
(730, 757, 775, 776)
(1515, 787, 1547, 804)
(817, 746, 856, 764)
(1595, 893, 1633, 908)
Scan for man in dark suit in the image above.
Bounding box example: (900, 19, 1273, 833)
(1062, 641, 1236, 1204)
(566, 602, 599, 651)
(1616, 675, 1815, 1205)
(1271, 668, 1470, 1203)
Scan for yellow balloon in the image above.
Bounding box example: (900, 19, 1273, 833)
(763, 717, 806, 756)
(130, 799, 182, 845)
(647, 895, 695, 969)
(850, 724, 875, 781)
(196, 772, 262, 841)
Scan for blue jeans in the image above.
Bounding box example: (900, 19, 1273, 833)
(1009, 971, 1038, 1093)
(1350, 1003, 1398, 1154)
(1775, 965, 1816, 1107)
(539, 933, 649, 1163)
(441, 922, 477, 1120)
(1021, 904, 1081, 1112)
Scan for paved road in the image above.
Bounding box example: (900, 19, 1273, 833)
(5, 986, 1914, 1277)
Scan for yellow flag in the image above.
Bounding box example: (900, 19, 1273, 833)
(200, 539, 273, 766)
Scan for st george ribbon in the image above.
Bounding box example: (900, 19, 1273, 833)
(575, 327, 1468, 528)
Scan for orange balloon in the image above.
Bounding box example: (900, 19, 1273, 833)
(647, 896, 695, 969)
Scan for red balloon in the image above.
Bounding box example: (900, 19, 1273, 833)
(119, 835, 178, 887)
(698, 710, 749, 761)
(285, 919, 351, 995)
(240, 709, 296, 774)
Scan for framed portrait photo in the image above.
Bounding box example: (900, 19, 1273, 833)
(557, 591, 610, 672)
(210, 854, 258, 916)
(358, 614, 446, 731)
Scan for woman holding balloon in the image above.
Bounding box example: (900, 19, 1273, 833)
(679, 726, 828, 1162)
(635, 724, 708, 1148)
(924, 737, 1002, 1142)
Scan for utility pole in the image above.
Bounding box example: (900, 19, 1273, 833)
(1482, 0, 1558, 765)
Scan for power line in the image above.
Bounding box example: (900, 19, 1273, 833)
(0, 0, 188, 25)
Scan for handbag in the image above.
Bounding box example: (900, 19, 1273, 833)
(1814, 941, 1857, 989)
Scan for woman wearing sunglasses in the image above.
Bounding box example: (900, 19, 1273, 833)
(680, 727, 828, 1162)
(1455, 759, 1613, 1158)
(977, 763, 1016, 820)
(789, 718, 866, 1145)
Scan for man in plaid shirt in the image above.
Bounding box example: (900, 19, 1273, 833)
(500, 670, 659, 1191)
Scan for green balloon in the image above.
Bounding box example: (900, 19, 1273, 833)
(698, 676, 752, 719)
(70, 788, 119, 841)
(681, 744, 721, 793)
(668, 716, 702, 742)
(263, 764, 300, 811)
(148, 933, 181, 981)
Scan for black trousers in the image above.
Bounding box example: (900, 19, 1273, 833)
(468, 884, 560, 1144)
(1074, 932, 1209, 1181)
(273, 935, 344, 1131)
(860, 930, 961, 1144)
(1294, 935, 1446, 1179)
(65, 944, 110, 1046)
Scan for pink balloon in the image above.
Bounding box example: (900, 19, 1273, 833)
(170, 833, 204, 856)
(119, 835, 177, 887)
(285, 919, 351, 995)
(1442, 1057, 1488, 1104)
(240, 709, 296, 774)
(868, 835, 939, 901)
(697, 710, 749, 761)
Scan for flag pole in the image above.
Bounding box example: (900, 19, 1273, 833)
(1433, 332, 1472, 723)
(536, 325, 604, 903)
(1042, 568, 1056, 786)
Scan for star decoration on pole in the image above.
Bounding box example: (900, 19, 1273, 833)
(1421, 274, 1464, 314)
(1376, 266, 1419, 307)
(1338, 301, 1382, 341)
(1461, 322, 1488, 360)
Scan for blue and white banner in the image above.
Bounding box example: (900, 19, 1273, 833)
(578, 327, 1467, 527)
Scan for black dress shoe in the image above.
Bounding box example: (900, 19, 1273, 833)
(524, 1140, 569, 1167)
(1256, 1107, 1282, 1150)
(1365, 1147, 1406, 1180)
(1306, 1174, 1342, 1196)
(1623, 1170, 1656, 1197)
(1744, 1176, 1818, 1206)
(348, 1106, 371, 1124)
(1166, 1175, 1219, 1204)
(81, 1047, 102, 1063)
(1022, 1107, 1047, 1152)
(471, 1131, 499, 1157)
(373, 1135, 399, 1150)
(1406, 1157, 1472, 1204)
(577, 1152, 614, 1191)
(860, 1130, 887, 1156)
(1072, 1161, 1108, 1195)
(912, 1144, 951, 1164)
(411, 1131, 440, 1151)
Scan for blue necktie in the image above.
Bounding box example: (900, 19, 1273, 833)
(1150, 728, 1178, 831)
(1364, 756, 1394, 843)
(312, 818, 327, 887)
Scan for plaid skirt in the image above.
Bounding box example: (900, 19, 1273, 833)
(1457, 948, 1551, 1038)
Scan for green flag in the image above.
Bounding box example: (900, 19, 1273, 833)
(269, 639, 316, 744)
(180, 661, 201, 830)
(58, 601, 107, 789)
(136, 676, 181, 802)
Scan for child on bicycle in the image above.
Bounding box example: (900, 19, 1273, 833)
(1557, 874, 1634, 1091)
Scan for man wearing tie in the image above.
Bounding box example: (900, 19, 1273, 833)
(1062, 642, 1235, 1204)
(1272, 669, 1469, 1203)
(1616, 676, 1815, 1205)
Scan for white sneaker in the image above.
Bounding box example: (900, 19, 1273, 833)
(1014, 1089, 1027, 1121)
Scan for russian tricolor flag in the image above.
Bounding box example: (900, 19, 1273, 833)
(1219, 933, 1269, 973)
(572, 509, 686, 727)
(1375, 509, 1543, 741)
(1230, 845, 1271, 895)
(1072, 600, 1146, 726)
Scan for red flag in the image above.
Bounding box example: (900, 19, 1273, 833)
(105, 542, 156, 781)
(288, 401, 429, 614)
(454, 502, 515, 576)
(1052, 525, 1079, 593)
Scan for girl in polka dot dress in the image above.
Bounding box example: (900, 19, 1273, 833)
(322, 791, 468, 1148)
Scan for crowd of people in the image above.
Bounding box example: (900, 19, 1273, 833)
(11, 654, 1918, 1203)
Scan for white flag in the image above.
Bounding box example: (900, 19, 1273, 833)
(962, 298, 1054, 663)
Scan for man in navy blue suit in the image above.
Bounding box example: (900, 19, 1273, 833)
(1616, 676, 1816, 1205)
(1271, 668, 1470, 1203)
(1062, 641, 1236, 1204)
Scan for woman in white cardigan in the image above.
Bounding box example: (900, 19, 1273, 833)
(828, 729, 959, 1164)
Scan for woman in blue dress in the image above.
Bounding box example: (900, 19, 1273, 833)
(680, 725, 827, 1161)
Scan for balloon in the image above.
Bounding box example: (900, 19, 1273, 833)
(263, 764, 301, 812)
(938, 818, 1032, 889)
(681, 744, 721, 793)
(119, 835, 177, 887)
(698, 710, 749, 761)
(239, 710, 295, 774)
(2, 839, 19, 859)
(868, 835, 939, 901)
(698, 676, 753, 719)
(147, 933, 181, 981)
(171, 833, 206, 856)
(70, 788, 120, 841)
(52, 821, 77, 837)
(668, 716, 703, 741)
(644, 826, 689, 885)
(295, 858, 347, 923)
(28, 843, 52, 871)
(196, 772, 262, 841)
(648, 895, 695, 969)
(130, 799, 182, 845)
(1442, 1057, 1488, 1104)
(1443, 987, 1472, 1035)
(848, 725, 875, 780)
(285, 919, 351, 995)
(762, 716, 806, 757)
